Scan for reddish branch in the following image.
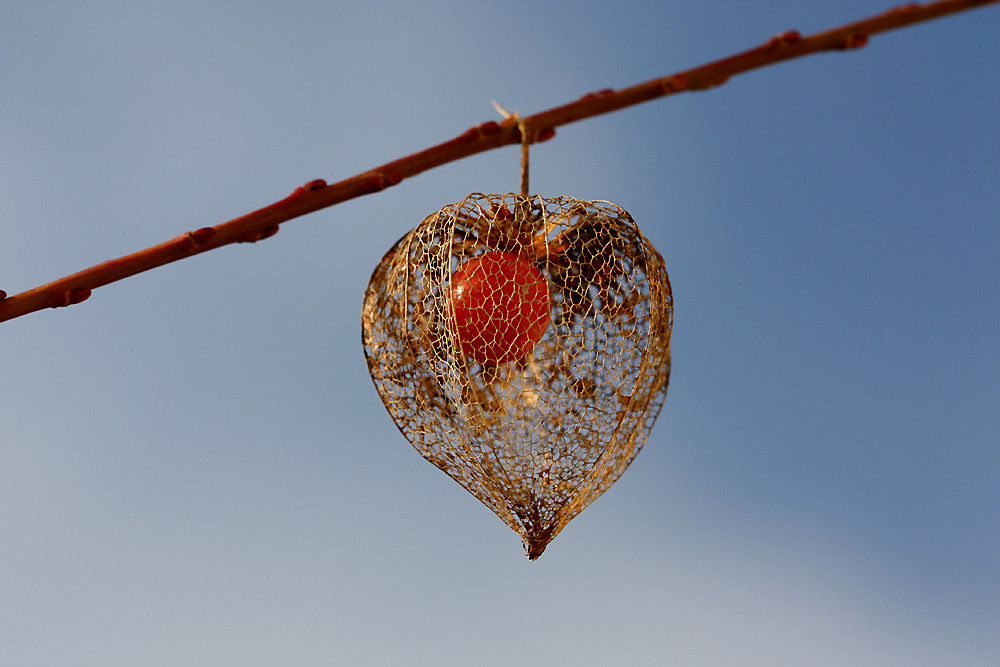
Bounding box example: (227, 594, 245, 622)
(1, 0, 996, 323)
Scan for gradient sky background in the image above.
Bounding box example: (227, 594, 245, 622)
(2, 2, 998, 665)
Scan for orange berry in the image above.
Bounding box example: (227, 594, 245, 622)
(449, 251, 550, 364)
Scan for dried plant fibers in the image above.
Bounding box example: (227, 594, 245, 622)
(362, 192, 672, 559)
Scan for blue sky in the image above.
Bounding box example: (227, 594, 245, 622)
(1, 1, 997, 665)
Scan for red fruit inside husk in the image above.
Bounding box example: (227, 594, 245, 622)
(449, 251, 550, 364)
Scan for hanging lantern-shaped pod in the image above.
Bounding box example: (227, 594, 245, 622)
(362, 193, 672, 559)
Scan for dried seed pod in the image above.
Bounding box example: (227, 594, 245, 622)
(362, 193, 672, 559)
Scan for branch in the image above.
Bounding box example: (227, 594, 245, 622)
(1, 0, 996, 323)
